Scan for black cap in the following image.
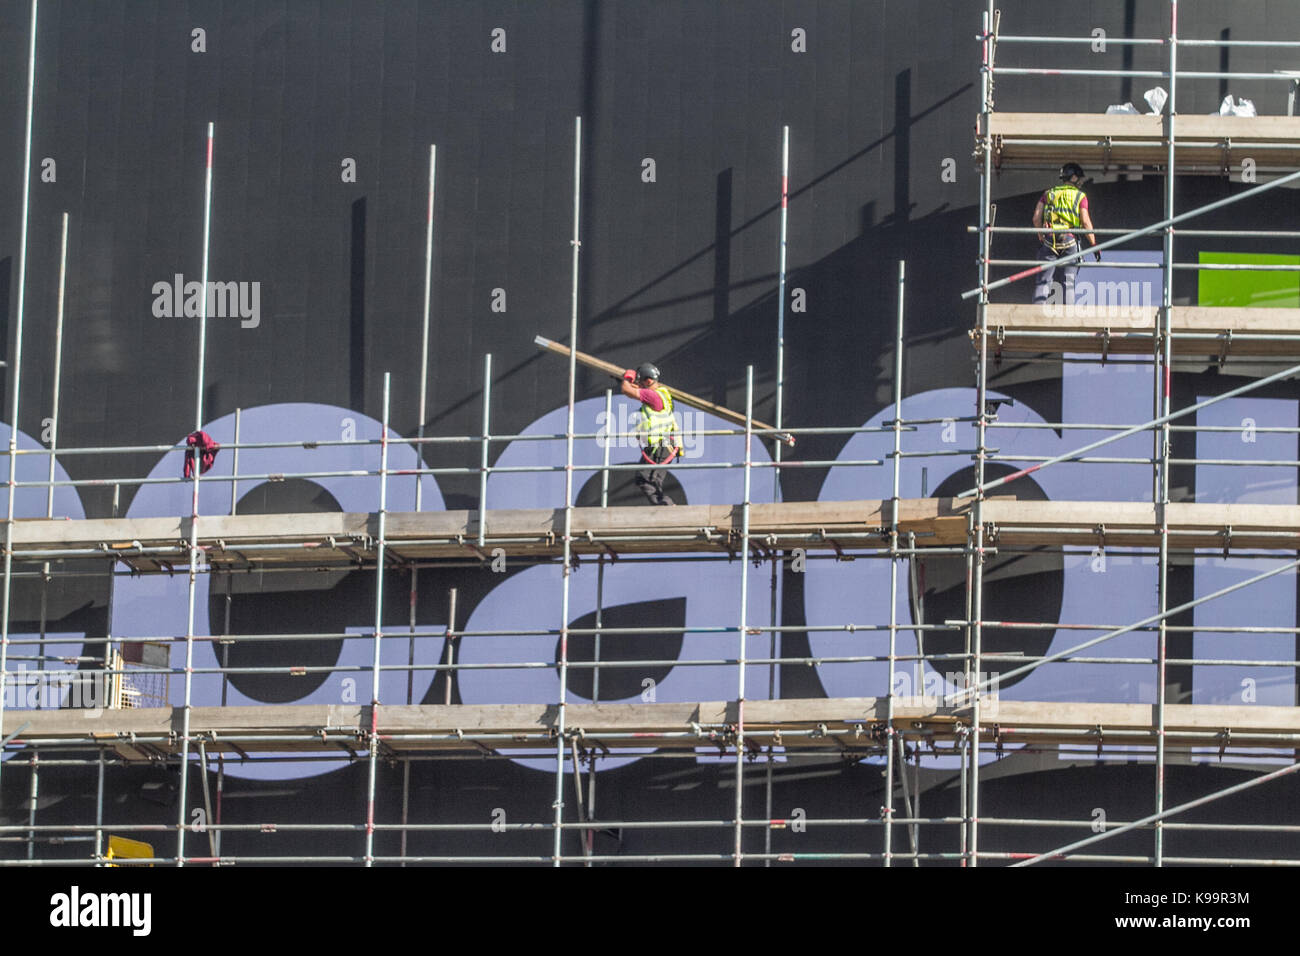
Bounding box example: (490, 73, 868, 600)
(1059, 162, 1085, 182)
(636, 363, 661, 382)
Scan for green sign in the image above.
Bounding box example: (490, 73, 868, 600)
(1199, 251, 1300, 308)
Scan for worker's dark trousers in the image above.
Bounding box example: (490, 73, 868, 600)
(635, 446, 677, 506)
(1032, 243, 1080, 306)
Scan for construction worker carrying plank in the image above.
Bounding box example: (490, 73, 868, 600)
(1031, 162, 1101, 306)
(621, 362, 682, 506)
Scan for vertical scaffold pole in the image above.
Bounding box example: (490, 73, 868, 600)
(221, 406, 240, 713)
(585, 386, 613, 860)
(176, 120, 214, 867)
(477, 354, 491, 550)
(773, 124, 790, 492)
(593, 388, 612, 710)
(416, 144, 436, 513)
(408, 146, 436, 743)
(399, 758, 411, 867)
(0, 0, 39, 808)
(969, 1, 996, 867)
(197, 740, 216, 862)
(883, 260, 906, 866)
(443, 587, 457, 708)
(733, 366, 755, 867)
(29, 211, 66, 862)
(765, 124, 790, 866)
(39, 212, 69, 665)
(407, 569, 418, 707)
(553, 115, 582, 866)
(364, 372, 392, 867)
(46, 212, 68, 519)
(26, 751, 37, 860)
(215, 406, 238, 860)
(93, 749, 104, 863)
(1155, 0, 1179, 868)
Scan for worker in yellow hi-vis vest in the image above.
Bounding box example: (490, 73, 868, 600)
(1031, 162, 1100, 305)
(621, 362, 682, 506)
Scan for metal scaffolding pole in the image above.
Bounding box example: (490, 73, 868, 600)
(27, 210, 67, 865)
(37, 210, 69, 687)
(442, 587, 456, 707)
(1155, 0, 1178, 869)
(407, 149, 435, 819)
(399, 758, 410, 866)
(197, 740, 217, 862)
(477, 354, 491, 551)
(47, 211, 67, 521)
(93, 749, 103, 863)
(968, 0, 997, 867)
(593, 388, 612, 711)
(175, 120, 214, 867)
(0, 0, 39, 809)
(765, 122, 790, 868)
(733, 366, 755, 867)
(416, 143, 436, 513)
(407, 571, 419, 707)
(882, 260, 906, 867)
(773, 123, 790, 494)
(25, 751, 37, 860)
(552, 115, 582, 867)
(218, 405, 240, 855)
(585, 386, 613, 863)
(363, 372, 392, 867)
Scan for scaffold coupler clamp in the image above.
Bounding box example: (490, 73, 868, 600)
(1218, 728, 1230, 762)
(717, 724, 737, 755)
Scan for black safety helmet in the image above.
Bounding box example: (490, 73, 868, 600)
(1059, 162, 1085, 182)
(636, 362, 661, 382)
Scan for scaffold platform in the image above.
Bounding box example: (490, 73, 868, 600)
(977, 304, 1300, 358)
(984, 112, 1300, 173)
(7, 698, 1299, 760)
(8, 498, 1300, 570)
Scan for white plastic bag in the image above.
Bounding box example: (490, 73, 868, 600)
(1106, 102, 1139, 114)
(1143, 86, 1168, 114)
(1218, 94, 1257, 116)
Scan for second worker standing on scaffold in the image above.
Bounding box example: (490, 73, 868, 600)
(620, 362, 682, 506)
(1031, 161, 1101, 306)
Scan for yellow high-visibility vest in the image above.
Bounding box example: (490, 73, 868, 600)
(1042, 183, 1085, 251)
(638, 386, 681, 453)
